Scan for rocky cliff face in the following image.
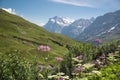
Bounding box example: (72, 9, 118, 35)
(77, 10, 120, 42)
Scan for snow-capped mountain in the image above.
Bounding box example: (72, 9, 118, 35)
(44, 16, 94, 38)
(44, 16, 74, 33)
(77, 10, 120, 42)
(61, 18, 94, 38)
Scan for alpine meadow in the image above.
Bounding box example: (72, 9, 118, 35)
(0, 0, 120, 80)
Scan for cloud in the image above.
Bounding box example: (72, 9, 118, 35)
(51, 0, 94, 7)
(20, 15, 24, 18)
(51, 0, 120, 9)
(38, 22, 45, 27)
(2, 8, 16, 14)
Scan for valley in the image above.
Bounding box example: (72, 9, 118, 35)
(0, 8, 120, 80)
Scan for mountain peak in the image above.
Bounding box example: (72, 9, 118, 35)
(49, 16, 74, 26)
(44, 16, 75, 33)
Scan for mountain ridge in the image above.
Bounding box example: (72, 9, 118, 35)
(77, 9, 120, 42)
(44, 16, 94, 38)
(61, 18, 94, 38)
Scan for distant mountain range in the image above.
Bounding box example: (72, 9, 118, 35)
(44, 10, 120, 42)
(77, 10, 120, 42)
(62, 18, 94, 38)
(44, 16, 95, 38)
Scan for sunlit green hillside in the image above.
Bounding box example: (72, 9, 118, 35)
(0, 9, 81, 64)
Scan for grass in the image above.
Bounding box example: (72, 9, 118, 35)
(0, 9, 81, 64)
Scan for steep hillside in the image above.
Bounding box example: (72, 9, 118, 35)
(0, 9, 78, 64)
(1, 9, 120, 80)
(77, 10, 120, 42)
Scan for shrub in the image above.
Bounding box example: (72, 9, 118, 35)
(0, 51, 40, 80)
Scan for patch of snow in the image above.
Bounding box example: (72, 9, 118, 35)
(96, 24, 118, 36)
(108, 24, 117, 32)
(56, 21, 66, 26)
(50, 19, 55, 22)
(96, 31, 107, 36)
(49, 16, 75, 26)
(62, 17, 75, 24)
(56, 21, 60, 24)
(58, 17, 74, 26)
(108, 27, 115, 32)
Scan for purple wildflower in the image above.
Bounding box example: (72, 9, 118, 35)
(74, 65, 83, 73)
(38, 45, 51, 52)
(95, 39, 103, 44)
(57, 77, 64, 80)
(93, 60, 99, 66)
(99, 53, 105, 60)
(76, 54, 83, 60)
(38, 45, 44, 50)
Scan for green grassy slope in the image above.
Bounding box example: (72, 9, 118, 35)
(0, 9, 79, 64)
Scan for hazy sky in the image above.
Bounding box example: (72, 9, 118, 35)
(0, 0, 120, 26)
